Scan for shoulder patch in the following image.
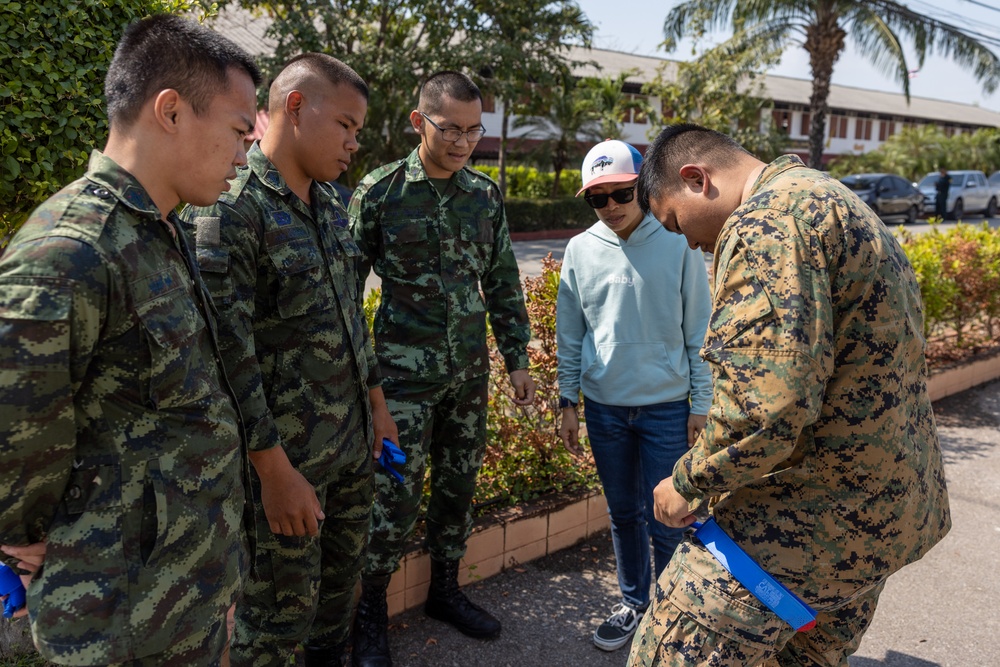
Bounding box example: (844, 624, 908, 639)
(193, 217, 221, 247)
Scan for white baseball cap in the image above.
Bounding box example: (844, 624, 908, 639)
(576, 140, 643, 196)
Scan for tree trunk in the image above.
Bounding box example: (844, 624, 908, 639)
(499, 106, 509, 197)
(804, 15, 846, 170)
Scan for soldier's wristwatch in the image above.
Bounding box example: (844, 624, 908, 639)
(558, 397, 578, 409)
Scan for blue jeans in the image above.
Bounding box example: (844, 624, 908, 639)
(584, 397, 690, 610)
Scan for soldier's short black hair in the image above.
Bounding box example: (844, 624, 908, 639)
(637, 123, 753, 214)
(275, 53, 369, 106)
(418, 71, 482, 115)
(268, 53, 367, 114)
(105, 14, 262, 129)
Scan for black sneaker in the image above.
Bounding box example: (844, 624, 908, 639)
(593, 602, 643, 651)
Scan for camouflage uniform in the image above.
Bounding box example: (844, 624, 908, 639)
(348, 148, 530, 572)
(0, 151, 248, 666)
(180, 144, 377, 665)
(629, 155, 951, 667)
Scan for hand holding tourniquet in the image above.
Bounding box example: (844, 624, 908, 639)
(0, 562, 26, 619)
(378, 438, 406, 483)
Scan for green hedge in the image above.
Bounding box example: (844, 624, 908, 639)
(504, 196, 595, 234)
(0, 1, 200, 247)
(476, 165, 582, 198)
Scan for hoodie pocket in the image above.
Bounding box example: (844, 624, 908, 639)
(582, 342, 680, 397)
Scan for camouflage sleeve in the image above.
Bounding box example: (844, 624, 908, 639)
(673, 211, 834, 502)
(348, 179, 378, 281)
(181, 204, 281, 453)
(481, 191, 531, 372)
(348, 181, 381, 386)
(680, 245, 713, 415)
(0, 238, 105, 553)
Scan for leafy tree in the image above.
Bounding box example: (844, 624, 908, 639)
(512, 80, 603, 197)
(576, 72, 652, 142)
(230, 1, 471, 184)
(828, 125, 1000, 182)
(0, 0, 204, 246)
(643, 28, 786, 162)
(661, 0, 1000, 168)
(466, 0, 593, 195)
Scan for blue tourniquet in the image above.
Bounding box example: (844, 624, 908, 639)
(692, 518, 817, 632)
(377, 438, 406, 483)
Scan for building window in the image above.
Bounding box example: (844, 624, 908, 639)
(800, 112, 811, 136)
(829, 115, 849, 139)
(771, 110, 792, 133)
(878, 120, 895, 141)
(855, 118, 872, 141)
(632, 95, 648, 125)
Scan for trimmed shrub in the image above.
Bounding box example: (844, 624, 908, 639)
(503, 196, 595, 234)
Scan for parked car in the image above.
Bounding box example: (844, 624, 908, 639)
(916, 170, 997, 220)
(840, 173, 924, 223)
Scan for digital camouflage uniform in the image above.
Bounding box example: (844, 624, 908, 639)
(180, 144, 377, 665)
(0, 151, 249, 666)
(348, 148, 530, 573)
(629, 155, 951, 667)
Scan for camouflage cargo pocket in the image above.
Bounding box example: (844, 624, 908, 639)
(265, 237, 336, 318)
(629, 538, 794, 667)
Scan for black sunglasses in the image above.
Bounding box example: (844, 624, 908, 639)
(584, 187, 636, 209)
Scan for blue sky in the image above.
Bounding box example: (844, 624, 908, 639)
(574, 0, 1000, 112)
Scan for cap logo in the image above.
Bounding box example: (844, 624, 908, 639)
(590, 156, 613, 174)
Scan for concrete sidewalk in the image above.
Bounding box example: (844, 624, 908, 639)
(384, 379, 1000, 667)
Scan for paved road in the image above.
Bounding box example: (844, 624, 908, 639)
(385, 380, 1000, 667)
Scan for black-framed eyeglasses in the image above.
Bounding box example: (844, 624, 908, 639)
(419, 112, 486, 143)
(584, 187, 636, 209)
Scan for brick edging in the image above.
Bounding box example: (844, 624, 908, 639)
(386, 351, 1000, 618)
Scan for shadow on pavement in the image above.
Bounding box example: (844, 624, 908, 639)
(850, 650, 942, 666)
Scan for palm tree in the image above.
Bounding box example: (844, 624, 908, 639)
(661, 0, 1000, 168)
(513, 83, 604, 197)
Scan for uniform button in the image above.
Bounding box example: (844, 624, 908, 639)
(68, 486, 82, 499)
(93, 187, 111, 199)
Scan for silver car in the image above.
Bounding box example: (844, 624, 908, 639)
(917, 170, 997, 220)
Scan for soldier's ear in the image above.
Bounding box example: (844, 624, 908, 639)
(679, 165, 708, 195)
(152, 89, 183, 134)
(285, 90, 305, 125)
(409, 109, 423, 134)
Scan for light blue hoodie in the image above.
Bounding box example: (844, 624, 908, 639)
(556, 213, 713, 413)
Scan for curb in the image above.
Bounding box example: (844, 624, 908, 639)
(387, 350, 1000, 618)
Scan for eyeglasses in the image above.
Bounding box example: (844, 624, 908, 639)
(419, 112, 486, 143)
(584, 187, 636, 209)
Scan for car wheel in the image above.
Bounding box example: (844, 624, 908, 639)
(988, 198, 998, 218)
(951, 199, 964, 221)
(906, 205, 918, 224)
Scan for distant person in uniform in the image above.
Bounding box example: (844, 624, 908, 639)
(556, 139, 712, 652)
(934, 166, 952, 219)
(348, 70, 535, 666)
(181, 53, 396, 667)
(0, 14, 260, 665)
(628, 123, 951, 667)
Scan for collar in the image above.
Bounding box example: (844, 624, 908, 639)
(402, 147, 475, 193)
(86, 150, 162, 218)
(746, 154, 807, 199)
(247, 143, 291, 195)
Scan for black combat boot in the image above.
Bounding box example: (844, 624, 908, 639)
(302, 641, 347, 667)
(424, 558, 501, 639)
(351, 574, 392, 667)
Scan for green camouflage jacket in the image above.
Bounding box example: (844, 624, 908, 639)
(181, 145, 377, 479)
(348, 148, 530, 383)
(674, 155, 950, 581)
(0, 152, 247, 664)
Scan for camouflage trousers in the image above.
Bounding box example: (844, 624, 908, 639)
(230, 432, 373, 666)
(628, 534, 887, 667)
(107, 614, 227, 666)
(365, 376, 488, 574)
